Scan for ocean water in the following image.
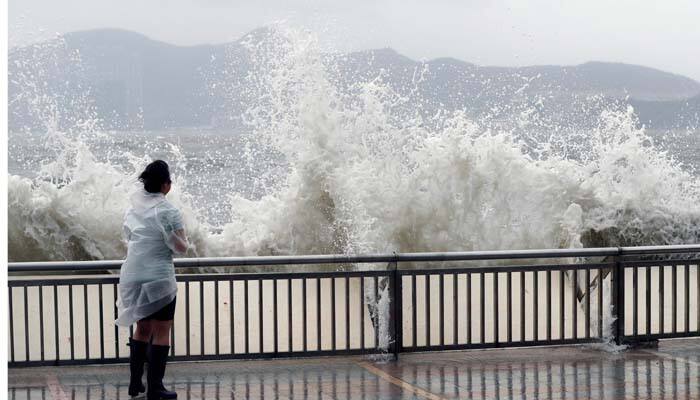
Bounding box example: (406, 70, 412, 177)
(8, 26, 700, 263)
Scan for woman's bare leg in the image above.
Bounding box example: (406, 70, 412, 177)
(134, 319, 153, 342)
(151, 320, 173, 346)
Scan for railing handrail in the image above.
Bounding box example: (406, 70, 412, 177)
(8, 244, 700, 273)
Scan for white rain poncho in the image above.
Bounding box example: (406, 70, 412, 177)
(115, 190, 187, 326)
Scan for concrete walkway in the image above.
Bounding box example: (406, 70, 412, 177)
(8, 339, 700, 399)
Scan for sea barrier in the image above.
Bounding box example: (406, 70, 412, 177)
(8, 245, 700, 367)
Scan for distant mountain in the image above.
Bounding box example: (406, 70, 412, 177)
(345, 50, 700, 101)
(9, 28, 700, 131)
(10, 29, 226, 130)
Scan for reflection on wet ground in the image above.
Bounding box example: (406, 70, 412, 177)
(8, 339, 700, 399)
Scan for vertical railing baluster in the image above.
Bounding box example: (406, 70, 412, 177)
(55, 285, 60, 361)
(623, 266, 639, 338)
(466, 273, 472, 345)
(633, 266, 638, 338)
(672, 264, 678, 333)
(453, 273, 458, 345)
(533, 271, 538, 342)
(69, 284, 74, 360)
(684, 264, 689, 333)
(98, 284, 104, 360)
(520, 271, 525, 342)
(374, 276, 379, 349)
(392, 267, 402, 358)
(215, 280, 220, 355)
(425, 275, 430, 346)
(360, 277, 365, 350)
(612, 257, 624, 345)
(230, 280, 234, 354)
(84, 285, 89, 360)
(200, 281, 205, 355)
(171, 295, 175, 357)
(645, 267, 651, 338)
(439, 273, 445, 346)
(244, 280, 249, 354)
(331, 277, 336, 351)
(598, 269, 603, 338)
(559, 271, 565, 340)
(345, 276, 350, 350)
(507, 272, 512, 344)
(258, 279, 263, 353)
(185, 282, 190, 356)
(288, 278, 293, 353)
(39, 286, 45, 361)
(24, 287, 29, 362)
(494, 272, 499, 344)
(317, 278, 321, 351)
(9, 287, 15, 363)
(585, 269, 590, 339)
(547, 270, 552, 341)
(302, 278, 308, 352)
(659, 265, 665, 334)
(480, 273, 485, 344)
(410, 275, 416, 347)
(273, 279, 278, 354)
(572, 270, 578, 340)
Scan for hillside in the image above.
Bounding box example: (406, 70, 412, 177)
(9, 28, 700, 131)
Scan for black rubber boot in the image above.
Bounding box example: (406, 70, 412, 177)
(147, 344, 177, 400)
(128, 338, 148, 397)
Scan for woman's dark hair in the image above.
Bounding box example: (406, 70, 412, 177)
(139, 160, 172, 193)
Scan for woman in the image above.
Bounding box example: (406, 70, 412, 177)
(116, 160, 188, 400)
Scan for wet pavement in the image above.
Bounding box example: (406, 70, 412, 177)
(8, 339, 700, 399)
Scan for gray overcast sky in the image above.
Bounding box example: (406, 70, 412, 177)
(10, 0, 700, 82)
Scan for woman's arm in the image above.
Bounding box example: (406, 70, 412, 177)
(171, 229, 189, 254)
(156, 206, 189, 254)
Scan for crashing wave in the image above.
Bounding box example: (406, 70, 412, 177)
(8, 26, 700, 262)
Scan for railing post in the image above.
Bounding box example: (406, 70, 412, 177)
(388, 256, 402, 361)
(612, 248, 624, 345)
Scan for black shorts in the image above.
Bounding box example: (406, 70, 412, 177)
(140, 297, 176, 321)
